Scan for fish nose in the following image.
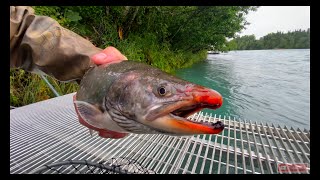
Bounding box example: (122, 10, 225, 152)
(190, 85, 223, 109)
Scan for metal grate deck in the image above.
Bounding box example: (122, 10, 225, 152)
(10, 93, 310, 174)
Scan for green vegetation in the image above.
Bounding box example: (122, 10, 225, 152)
(10, 69, 79, 107)
(227, 29, 310, 50)
(10, 6, 257, 107)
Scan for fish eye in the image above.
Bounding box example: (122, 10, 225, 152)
(158, 86, 166, 96)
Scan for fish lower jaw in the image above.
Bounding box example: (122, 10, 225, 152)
(143, 113, 224, 135)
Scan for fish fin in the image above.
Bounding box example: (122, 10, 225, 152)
(98, 129, 128, 139)
(89, 129, 94, 137)
(74, 100, 105, 129)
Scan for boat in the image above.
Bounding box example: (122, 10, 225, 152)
(207, 51, 220, 54)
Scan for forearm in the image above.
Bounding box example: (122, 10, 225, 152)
(10, 6, 102, 81)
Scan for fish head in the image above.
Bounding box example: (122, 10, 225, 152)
(104, 68, 224, 135)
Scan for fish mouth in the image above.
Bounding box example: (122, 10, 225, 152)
(170, 103, 221, 118)
(144, 85, 224, 135)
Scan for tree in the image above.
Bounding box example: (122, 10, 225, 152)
(228, 29, 310, 50)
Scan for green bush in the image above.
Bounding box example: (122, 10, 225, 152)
(10, 6, 254, 107)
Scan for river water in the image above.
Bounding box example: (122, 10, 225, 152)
(175, 49, 310, 130)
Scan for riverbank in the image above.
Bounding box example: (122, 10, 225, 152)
(10, 6, 254, 107)
(10, 42, 207, 107)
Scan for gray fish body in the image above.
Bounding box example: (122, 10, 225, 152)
(77, 61, 187, 108)
(75, 60, 224, 136)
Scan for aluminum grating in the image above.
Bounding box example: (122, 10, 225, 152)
(10, 93, 310, 174)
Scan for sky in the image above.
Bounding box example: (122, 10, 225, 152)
(237, 6, 310, 39)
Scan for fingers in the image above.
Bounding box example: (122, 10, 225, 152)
(91, 46, 128, 65)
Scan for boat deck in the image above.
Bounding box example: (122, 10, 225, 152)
(10, 93, 310, 174)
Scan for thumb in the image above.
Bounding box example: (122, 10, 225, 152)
(91, 46, 128, 65)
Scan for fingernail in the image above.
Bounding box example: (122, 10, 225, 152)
(93, 53, 108, 60)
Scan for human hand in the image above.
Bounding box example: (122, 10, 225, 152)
(74, 46, 129, 139)
(91, 46, 128, 65)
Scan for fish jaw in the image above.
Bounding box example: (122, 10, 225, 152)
(143, 85, 224, 135)
(145, 115, 224, 135)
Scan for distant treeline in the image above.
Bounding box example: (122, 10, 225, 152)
(227, 28, 310, 50)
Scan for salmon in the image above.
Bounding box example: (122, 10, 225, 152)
(74, 61, 224, 138)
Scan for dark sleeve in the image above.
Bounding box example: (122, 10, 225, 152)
(10, 6, 102, 82)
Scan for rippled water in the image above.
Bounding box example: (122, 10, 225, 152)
(175, 49, 310, 130)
